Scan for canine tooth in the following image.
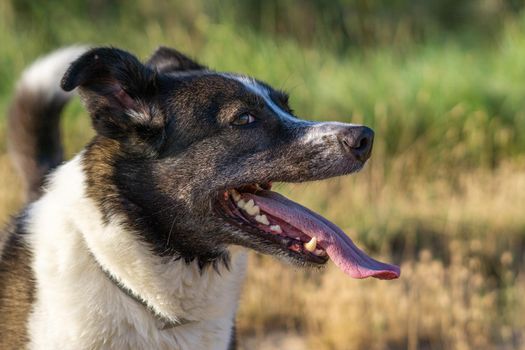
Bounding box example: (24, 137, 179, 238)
(231, 189, 241, 202)
(270, 225, 282, 233)
(304, 237, 317, 252)
(237, 200, 246, 209)
(255, 214, 269, 225)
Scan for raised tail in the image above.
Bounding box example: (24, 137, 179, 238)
(7, 46, 88, 202)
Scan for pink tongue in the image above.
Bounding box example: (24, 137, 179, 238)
(245, 191, 400, 280)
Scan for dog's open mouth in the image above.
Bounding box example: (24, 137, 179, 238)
(216, 183, 400, 280)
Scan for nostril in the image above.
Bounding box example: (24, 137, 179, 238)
(339, 126, 374, 162)
(354, 136, 369, 152)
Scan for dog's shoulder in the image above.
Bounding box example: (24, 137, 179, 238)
(0, 212, 35, 349)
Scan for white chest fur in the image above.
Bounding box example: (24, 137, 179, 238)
(26, 156, 248, 350)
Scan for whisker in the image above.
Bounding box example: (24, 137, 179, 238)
(166, 213, 177, 248)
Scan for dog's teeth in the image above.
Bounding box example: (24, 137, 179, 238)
(231, 189, 241, 202)
(304, 237, 317, 252)
(314, 248, 326, 256)
(270, 225, 282, 233)
(243, 199, 260, 216)
(245, 205, 260, 216)
(255, 214, 270, 225)
(244, 199, 255, 210)
(237, 200, 246, 209)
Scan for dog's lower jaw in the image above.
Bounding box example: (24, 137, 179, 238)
(26, 155, 247, 350)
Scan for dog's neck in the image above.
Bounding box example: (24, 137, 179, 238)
(80, 136, 230, 265)
(87, 243, 193, 330)
(26, 155, 247, 349)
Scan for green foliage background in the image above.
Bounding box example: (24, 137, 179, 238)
(2, 0, 525, 171)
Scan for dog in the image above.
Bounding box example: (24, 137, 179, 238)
(0, 45, 400, 349)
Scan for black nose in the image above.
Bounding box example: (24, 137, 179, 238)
(338, 126, 374, 162)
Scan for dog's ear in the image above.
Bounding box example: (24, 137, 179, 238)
(61, 47, 162, 138)
(146, 46, 206, 73)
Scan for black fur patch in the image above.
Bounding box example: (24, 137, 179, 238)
(61, 47, 164, 141)
(228, 323, 237, 350)
(146, 46, 206, 73)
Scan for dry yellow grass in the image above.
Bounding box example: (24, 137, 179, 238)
(239, 244, 525, 349)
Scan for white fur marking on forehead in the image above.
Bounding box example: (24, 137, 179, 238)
(222, 74, 362, 146)
(300, 121, 359, 145)
(222, 74, 362, 147)
(222, 74, 298, 122)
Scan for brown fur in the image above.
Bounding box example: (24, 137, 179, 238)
(0, 226, 35, 349)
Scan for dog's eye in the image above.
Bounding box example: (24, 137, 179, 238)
(231, 113, 256, 126)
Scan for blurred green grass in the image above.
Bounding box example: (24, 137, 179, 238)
(1, 1, 525, 170)
(1, 1, 524, 349)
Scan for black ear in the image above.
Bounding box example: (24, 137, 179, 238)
(146, 46, 206, 73)
(61, 47, 161, 138)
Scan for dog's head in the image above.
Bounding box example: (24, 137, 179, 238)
(61, 47, 399, 279)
